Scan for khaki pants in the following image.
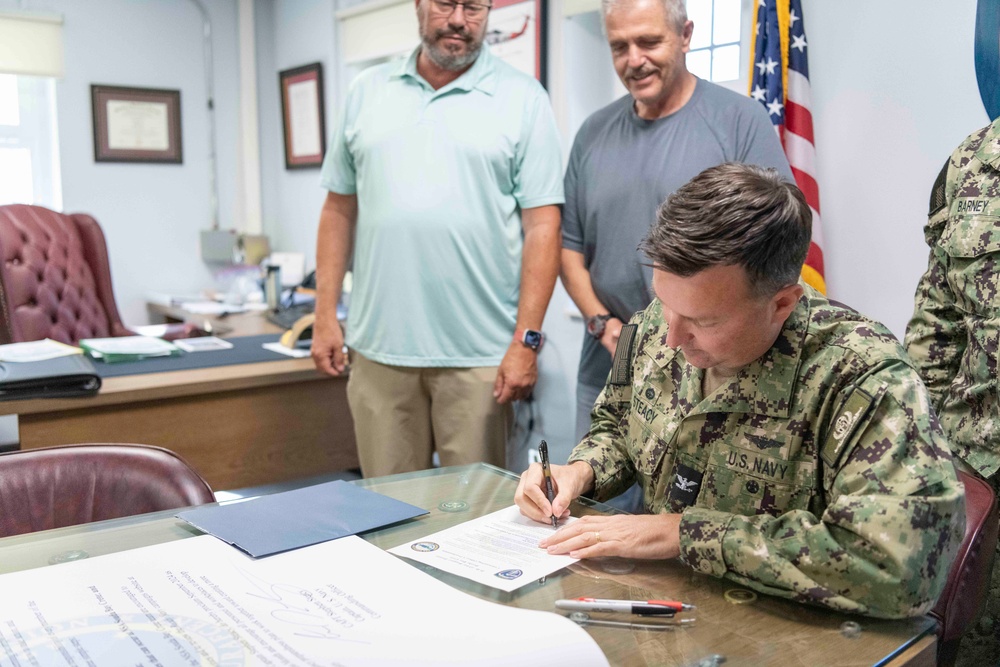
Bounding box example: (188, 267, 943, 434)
(346, 351, 512, 477)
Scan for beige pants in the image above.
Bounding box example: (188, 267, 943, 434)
(346, 351, 513, 477)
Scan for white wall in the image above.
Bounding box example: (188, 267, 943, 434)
(0, 0, 242, 326)
(805, 0, 989, 337)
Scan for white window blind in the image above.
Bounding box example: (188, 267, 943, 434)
(0, 11, 64, 78)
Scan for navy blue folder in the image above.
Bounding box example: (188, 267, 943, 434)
(177, 480, 428, 557)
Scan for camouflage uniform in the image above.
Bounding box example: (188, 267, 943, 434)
(569, 288, 965, 619)
(905, 117, 1000, 664)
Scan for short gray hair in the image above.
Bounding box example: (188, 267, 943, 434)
(641, 163, 812, 297)
(600, 0, 687, 33)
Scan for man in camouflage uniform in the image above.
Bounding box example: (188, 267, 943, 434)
(905, 116, 1000, 661)
(516, 163, 965, 618)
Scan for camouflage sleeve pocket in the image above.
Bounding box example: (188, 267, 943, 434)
(820, 383, 887, 489)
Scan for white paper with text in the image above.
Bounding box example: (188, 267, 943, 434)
(389, 505, 578, 592)
(0, 534, 607, 666)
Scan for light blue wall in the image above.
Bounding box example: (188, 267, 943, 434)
(1, 0, 242, 325)
(804, 0, 989, 337)
(256, 0, 338, 275)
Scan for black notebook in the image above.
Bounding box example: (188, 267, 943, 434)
(0, 354, 102, 401)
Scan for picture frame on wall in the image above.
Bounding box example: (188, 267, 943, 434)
(279, 62, 327, 169)
(487, 0, 547, 87)
(91, 85, 183, 164)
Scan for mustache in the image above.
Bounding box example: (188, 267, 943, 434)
(625, 66, 656, 80)
(435, 28, 471, 41)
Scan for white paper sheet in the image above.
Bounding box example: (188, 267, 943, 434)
(0, 535, 607, 666)
(389, 505, 578, 592)
(263, 341, 311, 358)
(0, 338, 81, 362)
(173, 337, 234, 353)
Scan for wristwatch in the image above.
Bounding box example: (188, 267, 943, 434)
(586, 313, 613, 340)
(516, 328, 544, 351)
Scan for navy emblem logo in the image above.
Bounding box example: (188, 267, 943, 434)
(411, 542, 440, 552)
(645, 387, 655, 400)
(495, 569, 523, 580)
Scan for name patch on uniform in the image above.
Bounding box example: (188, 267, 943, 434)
(667, 462, 703, 508)
(821, 387, 875, 468)
(955, 198, 992, 214)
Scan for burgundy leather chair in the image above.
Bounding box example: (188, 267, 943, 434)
(0, 204, 133, 344)
(931, 469, 1000, 666)
(0, 444, 215, 538)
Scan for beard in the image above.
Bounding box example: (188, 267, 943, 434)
(420, 26, 483, 71)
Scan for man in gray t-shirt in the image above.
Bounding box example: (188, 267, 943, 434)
(562, 0, 793, 446)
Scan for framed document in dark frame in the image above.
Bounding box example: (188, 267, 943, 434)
(91, 85, 183, 163)
(487, 0, 547, 88)
(279, 62, 327, 169)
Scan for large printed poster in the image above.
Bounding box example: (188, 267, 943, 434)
(486, 0, 546, 86)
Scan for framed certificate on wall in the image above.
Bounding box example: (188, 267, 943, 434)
(279, 62, 327, 169)
(91, 85, 183, 164)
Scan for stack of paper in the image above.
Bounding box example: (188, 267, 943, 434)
(0, 339, 82, 362)
(79, 336, 181, 363)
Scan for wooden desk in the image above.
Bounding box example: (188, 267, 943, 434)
(0, 464, 936, 666)
(0, 352, 358, 492)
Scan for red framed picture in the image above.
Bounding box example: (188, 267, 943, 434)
(279, 62, 327, 169)
(487, 0, 547, 87)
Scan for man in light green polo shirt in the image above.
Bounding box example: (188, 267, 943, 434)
(312, 0, 564, 477)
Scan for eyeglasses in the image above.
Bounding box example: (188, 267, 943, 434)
(429, 0, 492, 20)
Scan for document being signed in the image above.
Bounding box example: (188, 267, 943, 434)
(389, 506, 578, 592)
(0, 534, 606, 666)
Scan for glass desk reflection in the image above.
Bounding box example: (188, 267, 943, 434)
(0, 464, 935, 667)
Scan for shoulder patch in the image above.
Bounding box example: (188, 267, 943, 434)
(821, 387, 875, 468)
(928, 157, 949, 217)
(609, 324, 638, 386)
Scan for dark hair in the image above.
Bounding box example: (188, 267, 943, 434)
(640, 163, 811, 297)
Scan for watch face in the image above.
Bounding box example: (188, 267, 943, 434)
(586, 315, 607, 338)
(524, 330, 543, 349)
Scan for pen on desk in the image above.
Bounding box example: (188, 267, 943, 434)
(538, 440, 557, 528)
(556, 598, 696, 615)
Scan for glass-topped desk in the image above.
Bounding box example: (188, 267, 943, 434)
(0, 464, 936, 666)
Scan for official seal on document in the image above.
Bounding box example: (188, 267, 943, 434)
(411, 542, 440, 552)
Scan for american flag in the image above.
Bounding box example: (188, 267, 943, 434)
(749, 0, 826, 294)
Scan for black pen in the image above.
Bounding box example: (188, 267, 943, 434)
(539, 440, 557, 527)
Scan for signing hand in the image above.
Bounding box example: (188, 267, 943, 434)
(539, 513, 682, 561)
(515, 461, 594, 524)
(493, 342, 538, 404)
